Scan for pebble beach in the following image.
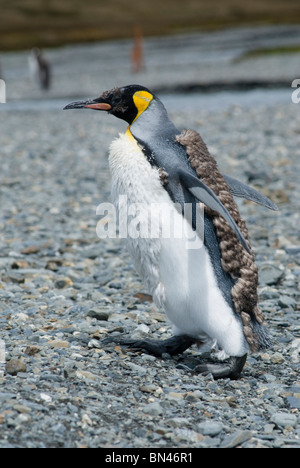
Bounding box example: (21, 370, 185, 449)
(0, 25, 299, 448)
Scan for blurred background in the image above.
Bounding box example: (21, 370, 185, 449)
(0, 0, 300, 104)
(0, 1, 300, 449)
(1, 0, 300, 50)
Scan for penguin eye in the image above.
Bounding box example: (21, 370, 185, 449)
(113, 96, 128, 114)
(113, 96, 122, 106)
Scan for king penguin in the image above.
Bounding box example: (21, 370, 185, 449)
(64, 85, 277, 379)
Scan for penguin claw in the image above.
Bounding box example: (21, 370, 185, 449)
(192, 354, 247, 380)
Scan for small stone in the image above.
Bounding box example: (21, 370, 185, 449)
(63, 363, 77, 379)
(11, 260, 29, 269)
(270, 352, 285, 364)
(81, 413, 93, 427)
(264, 423, 275, 433)
(0, 393, 16, 403)
(45, 259, 63, 271)
(6, 359, 27, 376)
(76, 370, 97, 381)
(126, 362, 147, 376)
(134, 324, 150, 335)
(285, 246, 300, 255)
(139, 384, 157, 394)
(40, 393, 52, 403)
(166, 417, 190, 428)
(220, 430, 252, 448)
(88, 339, 101, 349)
(286, 396, 300, 410)
(271, 412, 298, 430)
(278, 295, 296, 308)
(260, 353, 271, 362)
(86, 308, 110, 321)
(197, 421, 223, 437)
(25, 345, 40, 356)
(262, 373, 277, 382)
(15, 413, 31, 425)
(108, 282, 122, 289)
(271, 189, 290, 204)
(13, 312, 29, 323)
(13, 404, 31, 414)
(166, 392, 184, 400)
(55, 277, 73, 289)
(259, 264, 284, 286)
(133, 292, 153, 303)
(185, 392, 200, 402)
(21, 245, 40, 254)
(48, 340, 69, 348)
(142, 402, 163, 416)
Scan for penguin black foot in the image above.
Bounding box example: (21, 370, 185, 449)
(192, 354, 247, 380)
(103, 335, 247, 380)
(103, 334, 196, 357)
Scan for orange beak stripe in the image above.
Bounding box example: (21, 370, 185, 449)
(84, 102, 112, 111)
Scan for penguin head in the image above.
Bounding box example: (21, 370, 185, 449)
(64, 85, 154, 125)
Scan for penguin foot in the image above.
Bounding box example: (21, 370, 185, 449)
(103, 334, 196, 357)
(191, 354, 247, 380)
(103, 335, 246, 379)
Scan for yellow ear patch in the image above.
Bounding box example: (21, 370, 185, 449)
(132, 90, 153, 122)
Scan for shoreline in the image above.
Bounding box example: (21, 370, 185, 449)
(0, 24, 300, 104)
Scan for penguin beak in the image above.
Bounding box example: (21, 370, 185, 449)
(64, 99, 112, 111)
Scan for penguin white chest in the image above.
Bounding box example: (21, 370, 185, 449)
(108, 132, 247, 357)
(108, 132, 170, 303)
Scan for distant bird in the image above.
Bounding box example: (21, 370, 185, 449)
(28, 47, 51, 90)
(0, 62, 5, 103)
(64, 85, 277, 379)
(131, 26, 144, 74)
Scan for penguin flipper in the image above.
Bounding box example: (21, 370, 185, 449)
(178, 169, 250, 253)
(223, 174, 278, 211)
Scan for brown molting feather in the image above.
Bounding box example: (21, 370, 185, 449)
(100, 87, 128, 114)
(175, 129, 264, 351)
(100, 87, 121, 100)
(159, 168, 169, 186)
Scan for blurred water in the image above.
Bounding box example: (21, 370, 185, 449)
(161, 88, 292, 112)
(0, 87, 292, 113)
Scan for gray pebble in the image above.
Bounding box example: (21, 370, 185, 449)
(5, 359, 27, 376)
(259, 264, 284, 286)
(142, 402, 164, 416)
(220, 430, 252, 448)
(197, 421, 223, 436)
(286, 397, 300, 410)
(278, 295, 296, 308)
(271, 413, 298, 430)
(86, 308, 110, 321)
